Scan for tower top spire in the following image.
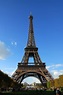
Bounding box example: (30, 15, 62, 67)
(27, 15, 36, 47)
(29, 14, 33, 19)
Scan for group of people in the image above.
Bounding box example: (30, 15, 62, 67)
(54, 88, 61, 95)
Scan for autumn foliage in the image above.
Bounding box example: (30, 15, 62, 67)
(47, 75, 63, 88)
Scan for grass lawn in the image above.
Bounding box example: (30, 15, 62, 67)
(0, 90, 55, 95)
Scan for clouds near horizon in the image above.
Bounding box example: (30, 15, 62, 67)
(0, 41, 11, 60)
(46, 64, 63, 79)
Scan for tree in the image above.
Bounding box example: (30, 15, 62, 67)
(59, 75, 63, 87)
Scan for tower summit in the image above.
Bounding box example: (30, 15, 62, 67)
(27, 15, 36, 47)
(12, 15, 54, 86)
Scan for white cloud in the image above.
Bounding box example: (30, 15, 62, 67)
(46, 64, 63, 79)
(22, 77, 40, 84)
(46, 64, 63, 69)
(51, 70, 63, 79)
(11, 41, 17, 46)
(0, 41, 11, 60)
(31, 77, 40, 83)
(5, 70, 14, 77)
(1, 67, 16, 77)
(55, 64, 63, 67)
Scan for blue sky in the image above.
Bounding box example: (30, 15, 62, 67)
(0, 0, 63, 84)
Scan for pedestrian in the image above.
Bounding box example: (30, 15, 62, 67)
(54, 88, 56, 95)
(56, 88, 61, 95)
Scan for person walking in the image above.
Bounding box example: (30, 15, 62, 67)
(54, 88, 56, 95)
(56, 88, 61, 95)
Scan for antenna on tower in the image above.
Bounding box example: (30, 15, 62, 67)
(30, 12, 32, 16)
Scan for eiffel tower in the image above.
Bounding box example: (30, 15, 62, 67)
(12, 15, 53, 86)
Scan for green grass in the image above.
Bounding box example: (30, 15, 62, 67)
(0, 90, 55, 95)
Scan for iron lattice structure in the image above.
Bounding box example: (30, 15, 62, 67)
(12, 15, 54, 86)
